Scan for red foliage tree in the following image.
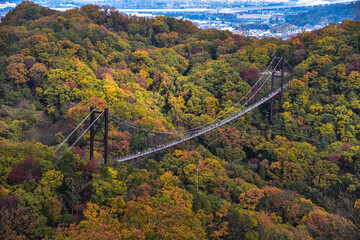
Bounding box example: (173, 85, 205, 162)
(306, 209, 359, 239)
(0, 196, 18, 210)
(7, 157, 41, 185)
(0, 196, 37, 240)
(72, 146, 87, 160)
(341, 142, 351, 151)
(96, 67, 114, 79)
(62, 81, 77, 89)
(241, 67, 259, 85)
(119, 85, 133, 94)
(81, 158, 100, 177)
(328, 153, 341, 165)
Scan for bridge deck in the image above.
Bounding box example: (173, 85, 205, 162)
(113, 82, 288, 162)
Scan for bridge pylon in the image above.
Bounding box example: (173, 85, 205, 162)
(89, 107, 109, 163)
(270, 56, 285, 123)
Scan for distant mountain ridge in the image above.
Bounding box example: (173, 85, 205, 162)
(286, 1, 360, 27)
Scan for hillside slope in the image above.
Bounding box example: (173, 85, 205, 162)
(1, 2, 360, 239)
(286, 1, 360, 27)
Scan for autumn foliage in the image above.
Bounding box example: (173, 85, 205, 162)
(0, 1, 360, 239)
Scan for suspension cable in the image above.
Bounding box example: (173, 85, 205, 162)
(180, 57, 278, 130)
(113, 76, 287, 163)
(111, 57, 277, 134)
(54, 108, 95, 153)
(229, 58, 281, 117)
(285, 59, 294, 70)
(67, 110, 104, 151)
(111, 58, 286, 162)
(111, 57, 281, 135)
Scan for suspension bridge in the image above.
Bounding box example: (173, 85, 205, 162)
(54, 57, 293, 163)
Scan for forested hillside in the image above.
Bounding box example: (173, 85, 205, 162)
(1, 1, 360, 239)
(286, 1, 360, 27)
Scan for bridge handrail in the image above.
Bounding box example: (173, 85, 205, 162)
(113, 82, 289, 162)
(111, 57, 280, 135)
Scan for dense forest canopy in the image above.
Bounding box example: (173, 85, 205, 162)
(1, 1, 360, 239)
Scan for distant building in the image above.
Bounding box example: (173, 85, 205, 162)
(233, 30, 244, 35)
(236, 13, 272, 20)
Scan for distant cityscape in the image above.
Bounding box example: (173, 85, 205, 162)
(0, 0, 358, 38)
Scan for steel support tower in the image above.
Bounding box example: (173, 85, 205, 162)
(270, 56, 285, 123)
(89, 107, 109, 163)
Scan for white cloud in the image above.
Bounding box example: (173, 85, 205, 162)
(0, 2, 16, 9)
